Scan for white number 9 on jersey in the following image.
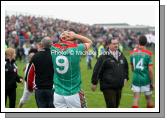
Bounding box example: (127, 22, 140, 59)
(56, 56, 69, 74)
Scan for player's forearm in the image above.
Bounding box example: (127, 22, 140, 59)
(149, 70, 153, 84)
(74, 34, 92, 44)
(148, 65, 154, 84)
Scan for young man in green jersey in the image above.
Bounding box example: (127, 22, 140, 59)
(51, 30, 92, 108)
(130, 35, 154, 108)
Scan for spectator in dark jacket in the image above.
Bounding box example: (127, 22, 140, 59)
(91, 38, 129, 108)
(5, 48, 23, 108)
(25, 37, 54, 108)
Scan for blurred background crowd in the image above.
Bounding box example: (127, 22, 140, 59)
(5, 14, 155, 61)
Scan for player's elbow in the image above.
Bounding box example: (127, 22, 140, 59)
(89, 39, 93, 46)
(148, 65, 153, 73)
(149, 69, 153, 75)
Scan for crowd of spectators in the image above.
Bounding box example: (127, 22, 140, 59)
(5, 14, 155, 61)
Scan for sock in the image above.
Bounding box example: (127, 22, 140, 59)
(147, 104, 154, 108)
(132, 105, 139, 108)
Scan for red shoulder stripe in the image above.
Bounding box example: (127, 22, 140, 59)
(52, 42, 77, 51)
(141, 49, 152, 56)
(130, 49, 152, 56)
(130, 49, 139, 55)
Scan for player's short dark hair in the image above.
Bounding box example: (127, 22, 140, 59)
(68, 28, 78, 34)
(139, 35, 147, 46)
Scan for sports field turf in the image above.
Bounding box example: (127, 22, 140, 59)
(6, 50, 155, 108)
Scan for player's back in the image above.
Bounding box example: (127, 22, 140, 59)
(51, 42, 85, 95)
(130, 48, 153, 86)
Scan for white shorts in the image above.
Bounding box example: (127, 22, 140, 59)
(131, 84, 152, 95)
(19, 82, 31, 104)
(53, 90, 87, 108)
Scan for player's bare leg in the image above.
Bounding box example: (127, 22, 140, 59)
(132, 92, 140, 108)
(145, 95, 154, 108)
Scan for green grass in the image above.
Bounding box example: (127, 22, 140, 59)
(6, 49, 155, 108)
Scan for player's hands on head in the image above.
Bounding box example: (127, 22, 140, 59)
(67, 31, 76, 40)
(60, 31, 76, 41)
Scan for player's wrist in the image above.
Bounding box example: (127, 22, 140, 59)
(150, 81, 154, 85)
(74, 34, 80, 39)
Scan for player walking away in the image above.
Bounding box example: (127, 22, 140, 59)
(130, 35, 154, 108)
(51, 30, 92, 108)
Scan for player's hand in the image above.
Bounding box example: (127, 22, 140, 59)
(67, 31, 76, 39)
(150, 83, 154, 90)
(60, 31, 76, 41)
(66, 31, 77, 41)
(91, 84, 97, 92)
(60, 31, 69, 41)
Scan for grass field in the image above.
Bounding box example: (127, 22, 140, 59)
(6, 49, 155, 108)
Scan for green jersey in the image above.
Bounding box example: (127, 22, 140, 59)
(51, 42, 85, 95)
(130, 48, 153, 86)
